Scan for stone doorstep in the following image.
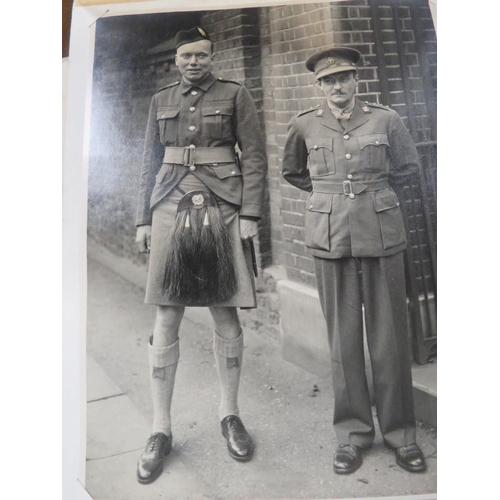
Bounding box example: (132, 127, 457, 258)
(277, 279, 437, 428)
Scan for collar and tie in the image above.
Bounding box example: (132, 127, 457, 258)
(327, 98, 356, 127)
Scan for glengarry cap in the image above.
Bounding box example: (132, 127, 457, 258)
(174, 27, 211, 49)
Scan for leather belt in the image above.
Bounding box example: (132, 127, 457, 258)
(312, 178, 389, 196)
(163, 146, 235, 167)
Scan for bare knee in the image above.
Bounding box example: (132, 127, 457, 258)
(209, 307, 241, 339)
(152, 306, 185, 346)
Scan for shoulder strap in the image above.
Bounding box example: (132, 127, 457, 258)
(297, 105, 321, 117)
(216, 77, 242, 86)
(154, 81, 181, 94)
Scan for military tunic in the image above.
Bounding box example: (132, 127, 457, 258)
(282, 98, 420, 450)
(282, 98, 419, 258)
(136, 73, 267, 226)
(136, 73, 267, 306)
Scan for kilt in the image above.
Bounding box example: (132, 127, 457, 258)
(145, 174, 256, 308)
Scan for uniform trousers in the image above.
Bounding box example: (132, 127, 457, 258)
(313, 252, 416, 449)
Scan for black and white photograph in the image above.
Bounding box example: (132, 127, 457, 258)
(67, 1, 438, 498)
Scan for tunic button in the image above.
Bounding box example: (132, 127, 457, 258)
(314, 145, 318, 149)
(347, 174, 353, 180)
(191, 90, 198, 96)
(215, 109, 220, 114)
(189, 166, 196, 172)
(349, 193, 355, 199)
(188, 126, 196, 131)
(231, 170, 236, 175)
(345, 153, 352, 160)
(161, 115, 166, 118)
(309, 205, 313, 209)
(375, 140, 380, 145)
(343, 134, 350, 140)
(189, 106, 196, 112)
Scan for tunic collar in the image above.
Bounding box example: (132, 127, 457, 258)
(326, 97, 356, 120)
(180, 72, 216, 94)
(317, 98, 370, 134)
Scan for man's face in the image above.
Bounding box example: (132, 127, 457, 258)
(318, 71, 357, 108)
(175, 39, 213, 84)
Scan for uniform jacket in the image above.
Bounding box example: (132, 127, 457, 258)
(282, 98, 420, 259)
(136, 73, 268, 226)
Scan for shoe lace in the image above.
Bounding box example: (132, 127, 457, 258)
(148, 433, 162, 452)
(228, 418, 243, 433)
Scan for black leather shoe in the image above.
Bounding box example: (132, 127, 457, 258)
(333, 444, 363, 474)
(394, 443, 427, 473)
(136, 432, 173, 484)
(221, 415, 254, 462)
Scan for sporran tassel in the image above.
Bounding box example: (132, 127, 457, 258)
(162, 190, 238, 306)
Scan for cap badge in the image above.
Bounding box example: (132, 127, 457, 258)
(327, 57, 336, 66)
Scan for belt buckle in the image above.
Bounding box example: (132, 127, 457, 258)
(343, 180, 353, 196)
(183, 145, 196, 167)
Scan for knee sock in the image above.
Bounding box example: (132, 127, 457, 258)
(149, 338, 180, 436)
(213, 330, 244, 421)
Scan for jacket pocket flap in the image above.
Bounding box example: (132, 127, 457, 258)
(307, 192, 332, 213)
(202, 104, 234, 116)
(211, 163, 241, 179)
(157, 107, 179, 120)
(373, 189, 400, 212)
(359, 134, 389, 149)
(306, 138, 333, 152)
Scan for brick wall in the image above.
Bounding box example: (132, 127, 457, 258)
(202, 9, 273, 270)
(370, 1, 437, 142)
(258, 0, 436, 288)
(86, 4, 437, 315)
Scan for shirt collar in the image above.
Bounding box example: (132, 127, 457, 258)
(180, 72, 216, 94)
(327, 97, 356, 118)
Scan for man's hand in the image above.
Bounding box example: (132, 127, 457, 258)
(239, 219, 258, 240)
(136, 225, 152, 253)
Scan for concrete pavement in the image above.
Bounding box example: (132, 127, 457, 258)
(85, 258, 437, 500)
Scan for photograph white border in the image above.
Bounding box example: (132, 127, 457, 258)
(63, 2, 442, 499)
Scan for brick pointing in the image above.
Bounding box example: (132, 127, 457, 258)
(258, 0, 436, 286)
(202, 8, 273, 274)
(86, 4, 437, 314)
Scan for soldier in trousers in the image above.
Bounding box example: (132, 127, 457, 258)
(134, 27, 267, 484)
(282, 46, 426, 475)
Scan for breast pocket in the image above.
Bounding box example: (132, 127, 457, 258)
(202, 101, 234, 139)
(157, 107, 180, 145)
(306, 138, 335, 176)
(373, 189, 406, 249)
(358, 134, 389, 172)
(305, 192, 332, 251)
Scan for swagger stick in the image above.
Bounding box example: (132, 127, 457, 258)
(249, 239, 258, 278)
